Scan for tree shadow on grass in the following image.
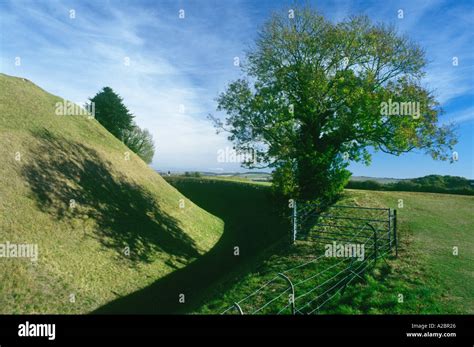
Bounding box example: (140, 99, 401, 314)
(22, 129, 200, 265)
(93, 178, 289, 314)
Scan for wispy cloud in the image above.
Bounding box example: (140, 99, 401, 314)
(442, 106, 474, 125)
(1, 0, 472, 177)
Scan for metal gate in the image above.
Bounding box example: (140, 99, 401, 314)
(293, 201, 398, 256)
(222, 201, 398, 314)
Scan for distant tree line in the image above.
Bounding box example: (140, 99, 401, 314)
(87, 87, 155, 164)
(346, 175, 474, 195)
(183, 171, 202, 178)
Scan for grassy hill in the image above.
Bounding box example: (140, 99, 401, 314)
(0, 73, 223, 314)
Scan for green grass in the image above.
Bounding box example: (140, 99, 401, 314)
(0, 73, 223, 313)
(355, 190, 474, 313)
(193, 185, 474, 314)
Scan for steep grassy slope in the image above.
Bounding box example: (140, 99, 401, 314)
(0, 73, 223, 313)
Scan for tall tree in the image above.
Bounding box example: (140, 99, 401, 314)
(212, 8, 457, 202)
(89, 87, 134, 139)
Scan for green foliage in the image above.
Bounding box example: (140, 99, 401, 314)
(122, 125, 155, 164)
(411, 175, 473, 189)
(213, 7, 457, 202)
(88, 87, 134, 139)
(89, 87, 155, 164)
(347, 180, 383, 190)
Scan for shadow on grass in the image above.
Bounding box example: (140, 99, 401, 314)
(22, 129, 200, 264)
(93, 177, 289, 314)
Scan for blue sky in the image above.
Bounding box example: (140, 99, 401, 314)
(1, 0, 473, 178)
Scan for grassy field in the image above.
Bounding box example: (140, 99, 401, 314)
(0, 74, 223, 313)
(192, 184, 474, 314)
(364, 190, 474, 313)
(199, 175, 271, 186)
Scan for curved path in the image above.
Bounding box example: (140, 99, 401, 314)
(93, 179, 288, 314)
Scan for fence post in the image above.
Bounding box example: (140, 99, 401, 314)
(366, 223, 377, 265)
(393, 209, 398, 257)
(278, 273, 295, 315)
(292, 200, 297, 243)
(374, 227, 378, 264)
(233, 302, 244, 315)
(388, 209, 392, 251)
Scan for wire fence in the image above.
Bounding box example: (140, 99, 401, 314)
(221, 202, 398, 315)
